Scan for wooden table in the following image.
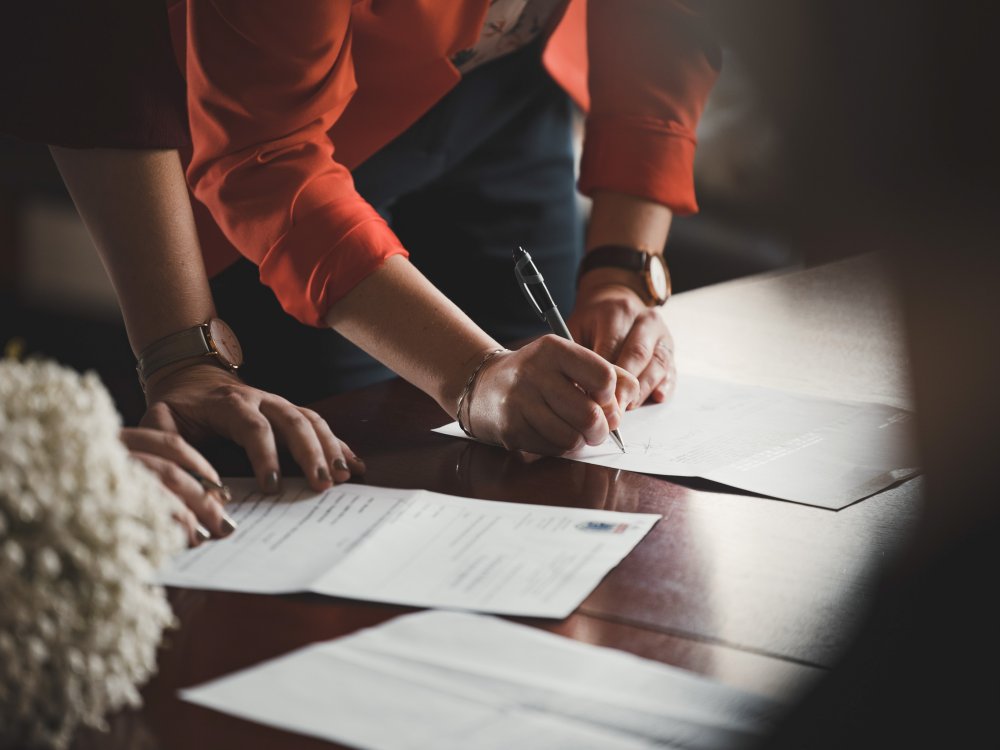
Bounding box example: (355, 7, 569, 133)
(73, 253, 922, 749)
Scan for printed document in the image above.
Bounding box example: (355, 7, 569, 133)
(159, 480, 659, 618)
(181, 610, 783, 750)
(435, 375, 918, 508)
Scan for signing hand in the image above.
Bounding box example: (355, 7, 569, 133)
(141, 363, 365, 494)
(569, 275, 676, 407)
(466, 336, 640, 455)
(121, 426, 232, 547)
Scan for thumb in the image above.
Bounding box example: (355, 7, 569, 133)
(612, 365, 640, 411)
(140, 401, 180, 433)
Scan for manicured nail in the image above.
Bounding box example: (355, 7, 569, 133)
(218, 484, 233, 503)
(220, 513, 238, 536)
(317, 466, 331, 483)
(333, 458, 349, 473)
(195, 524, 212, 542)
(265, 470, 280, 492)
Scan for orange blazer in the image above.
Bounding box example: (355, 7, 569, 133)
(169, 1, 719, 326)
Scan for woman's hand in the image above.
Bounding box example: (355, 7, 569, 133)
(569, 276, 677, 407)
(120, 426, 232, 547)
(141, 363, 365, 494)
(465, 336, 640, 455)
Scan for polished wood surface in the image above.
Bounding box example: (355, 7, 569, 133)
(72, 254, 917, 749)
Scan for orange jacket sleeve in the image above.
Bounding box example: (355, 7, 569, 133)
(577, 0, 721, 215)
(184, 1, 407, 327)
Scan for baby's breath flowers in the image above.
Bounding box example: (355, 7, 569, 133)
(0, 358, 184, 749)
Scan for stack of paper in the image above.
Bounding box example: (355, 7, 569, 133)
(182, 610, 784, 750)
(159, 480, 660, 618)
(435, 374, 919, 508)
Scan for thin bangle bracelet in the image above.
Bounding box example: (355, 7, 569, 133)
(456, 348, 508, 438)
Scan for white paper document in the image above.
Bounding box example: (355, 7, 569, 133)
(181, 610, 783, 750)
(435, 374, 919, 509)
(158, 480, 659, 618)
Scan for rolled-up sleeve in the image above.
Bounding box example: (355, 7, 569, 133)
(578, 0, 721, 215)
(185, 0, 407, 326)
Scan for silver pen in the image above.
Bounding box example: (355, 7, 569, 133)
(513, 246, 626, 453)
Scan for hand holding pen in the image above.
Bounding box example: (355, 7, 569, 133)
(462, 333, 638, 456)
(514, 246, 630, 453)
(446, 246, 634, 457)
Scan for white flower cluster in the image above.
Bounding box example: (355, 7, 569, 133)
(0, 358, 185, 749)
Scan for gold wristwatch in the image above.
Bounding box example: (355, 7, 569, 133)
(136, 318, 243, 388)
(577, 245, 672, 306)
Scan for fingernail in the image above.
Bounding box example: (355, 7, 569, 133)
(265, 470, 280, 492)
(219, 484, 233, 503)
(220, 513, 238, 536)
(195, 524, 212, 542)
(333, 458, 349, 473)
(317, 466, 331, 483)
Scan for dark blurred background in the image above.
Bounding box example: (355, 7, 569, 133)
(0, 49, 799, 423)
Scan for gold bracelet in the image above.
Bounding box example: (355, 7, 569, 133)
(456, 348, 508, 438)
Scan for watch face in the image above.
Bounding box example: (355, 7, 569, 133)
(206, 318, 244, 368)
(646, 254, 671, 304)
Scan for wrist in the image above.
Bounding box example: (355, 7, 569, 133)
(456, 348, 509, 437)
(576, 266, 650, 303)
(437, 342, 505, 418)
(143, 359, 241, 401)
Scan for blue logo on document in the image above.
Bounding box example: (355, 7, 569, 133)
(577, 521, 629, 534)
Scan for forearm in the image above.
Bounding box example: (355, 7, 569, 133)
(580, 190, 673, 297)
(49, 147, 215, 354)
(324, 255, 499, 416)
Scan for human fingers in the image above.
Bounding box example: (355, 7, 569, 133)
(339, 437, 367, 477)
(587, 303, 635, 364)
(140, 400, 181, 433)
(537, 335, 619, 409)
(614, 312, 672, 404)
(297, 406, 365, 482)
(120, 426, 222, 487)
(612, 365, 642, 413)
(650, 357, 678, 403)
(145, 476, 202, 548)
(170, 505, 204, 548)
(514, 406, 581, 455)
(131, 451, 234, 540)
(536, 370, 613, 447)
(632, 337, 673, 405)
(208, 388, 283, 493)
(258, 398, 334, 491)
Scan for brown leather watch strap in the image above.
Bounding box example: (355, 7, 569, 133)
(577, 245, 647, 282)
(577, 244, 671, 306)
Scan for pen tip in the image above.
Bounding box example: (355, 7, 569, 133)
(513, 246, 524, 261)
(610, 430, 626, 454)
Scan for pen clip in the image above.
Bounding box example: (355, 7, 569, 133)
(514, 248, 548, 320)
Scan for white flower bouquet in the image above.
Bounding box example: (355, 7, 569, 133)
(0, 358, 184, 749)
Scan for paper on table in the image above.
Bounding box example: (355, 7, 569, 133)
(159, 480, 659, 618)
(434, 374, 919, 509)
(181, 610, 784, 750)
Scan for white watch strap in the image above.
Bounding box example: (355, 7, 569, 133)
(136, 325, 212, 385)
